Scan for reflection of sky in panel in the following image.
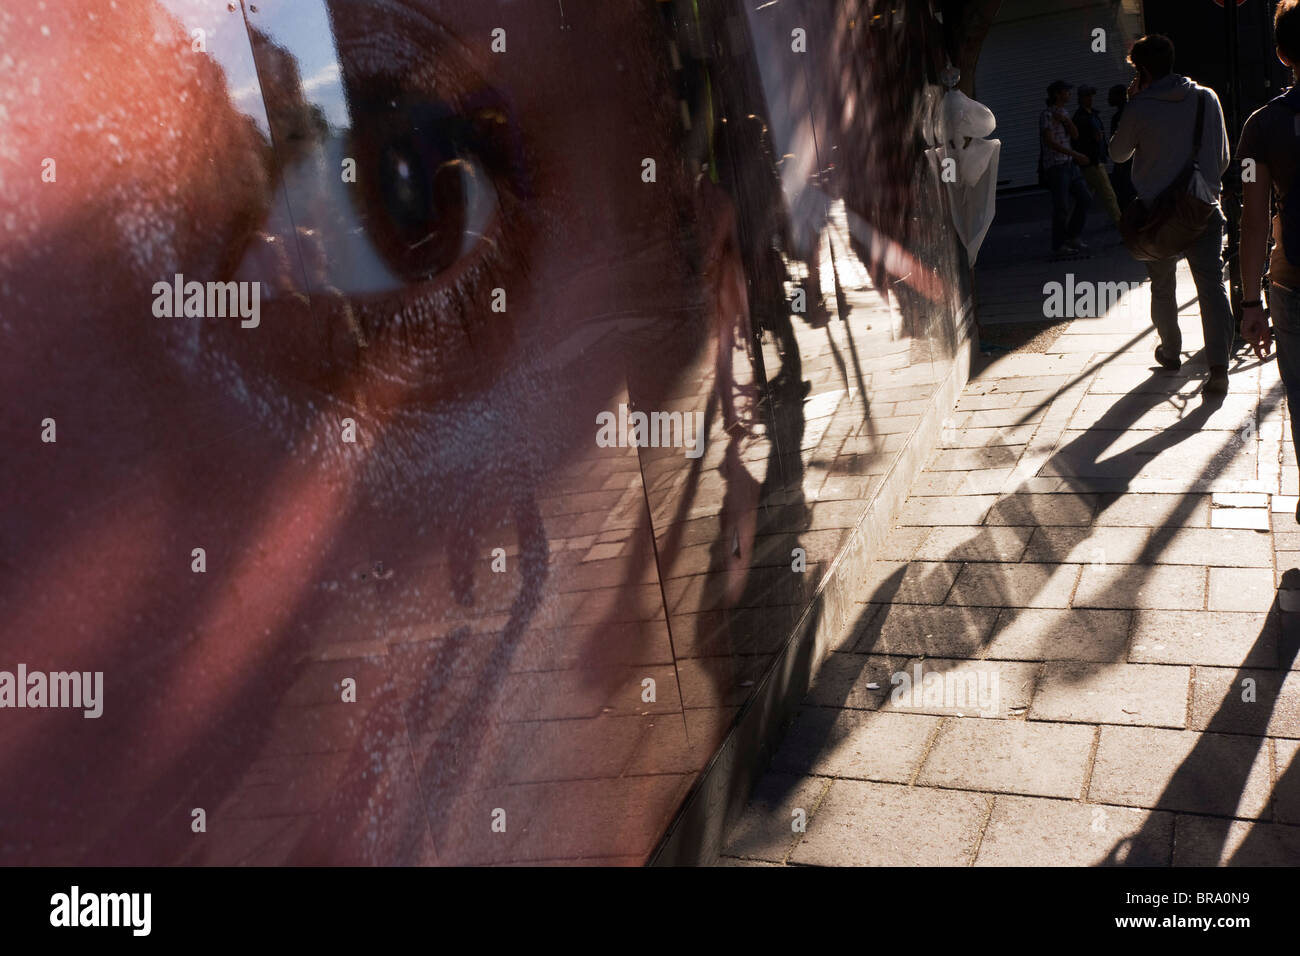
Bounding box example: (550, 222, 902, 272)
(155, 1, 395, 293)
(246, 0, 350, 129)
(248, 2, 398, 292)
(157, 0, 349, 132)
(155, 0, 267, 136)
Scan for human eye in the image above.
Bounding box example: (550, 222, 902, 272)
(343, 86, 516, 286)
(223, 1, 531, 406)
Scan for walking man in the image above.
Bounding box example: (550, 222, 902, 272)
(1073, 85, 1123, 224)
(1041, 79, 1093, 258)
(1110, 34, 1233, 394)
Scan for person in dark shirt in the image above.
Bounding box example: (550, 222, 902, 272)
(1072, 84, 1121, 223)
(1239, 0, 1300, 517)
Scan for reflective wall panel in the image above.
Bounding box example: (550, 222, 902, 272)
(0, 0, 971, 864)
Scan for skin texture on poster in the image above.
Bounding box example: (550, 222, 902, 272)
(0, 0, 969, 865)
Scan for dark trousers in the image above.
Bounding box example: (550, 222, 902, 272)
(1144, 208, 1234, 369)
(1045, 162, 1092, 250)
(1268, 281, 1300, 454)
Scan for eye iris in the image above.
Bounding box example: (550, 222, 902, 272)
(380, 142, 441, 233)
(349, 95, 499, 286)
(370, 126, 472, 279)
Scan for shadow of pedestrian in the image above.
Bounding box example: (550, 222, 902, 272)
(730, 353, 1288, 864)
(1101, 569, 1300, 866)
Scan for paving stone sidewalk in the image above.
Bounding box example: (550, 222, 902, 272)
(720, 260, 1300, 867)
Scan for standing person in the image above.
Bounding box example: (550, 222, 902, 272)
(1239, 0, 1300, 516)
(1108, 84, 1137, 207)
(1110, 34, 1233, 393)
(1041, 79, 1093, 258)
(1073, 85, 1122, 224)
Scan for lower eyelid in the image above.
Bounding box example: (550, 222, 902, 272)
(351, 224, 514, 367)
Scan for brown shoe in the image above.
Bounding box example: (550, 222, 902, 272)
(1204, 365, 1229, 395)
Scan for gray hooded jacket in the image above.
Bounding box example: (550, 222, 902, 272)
(1109, 74, 1229, 205)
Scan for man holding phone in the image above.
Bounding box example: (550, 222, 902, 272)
(1110, 34, 1233, 394)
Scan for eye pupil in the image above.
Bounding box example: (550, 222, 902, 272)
(371, 132, 470, 277)
(385, 150, 421, 213)
(381, 146, 429, 221)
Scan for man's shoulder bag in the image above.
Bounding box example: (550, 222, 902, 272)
(1119, 91, 1218, 261)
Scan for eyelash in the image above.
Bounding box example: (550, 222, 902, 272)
(358, 215, 512, 360)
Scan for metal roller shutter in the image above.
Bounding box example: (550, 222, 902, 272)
(975, 0, 1146, 190)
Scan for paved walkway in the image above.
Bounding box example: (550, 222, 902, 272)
(721, 258, 1300, 866)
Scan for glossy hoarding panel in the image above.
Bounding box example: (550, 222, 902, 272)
(0, 0, 970, 864)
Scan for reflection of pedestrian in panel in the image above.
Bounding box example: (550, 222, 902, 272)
(1073, 84, 1122, 224)
(1040, 80, 1093, 258)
